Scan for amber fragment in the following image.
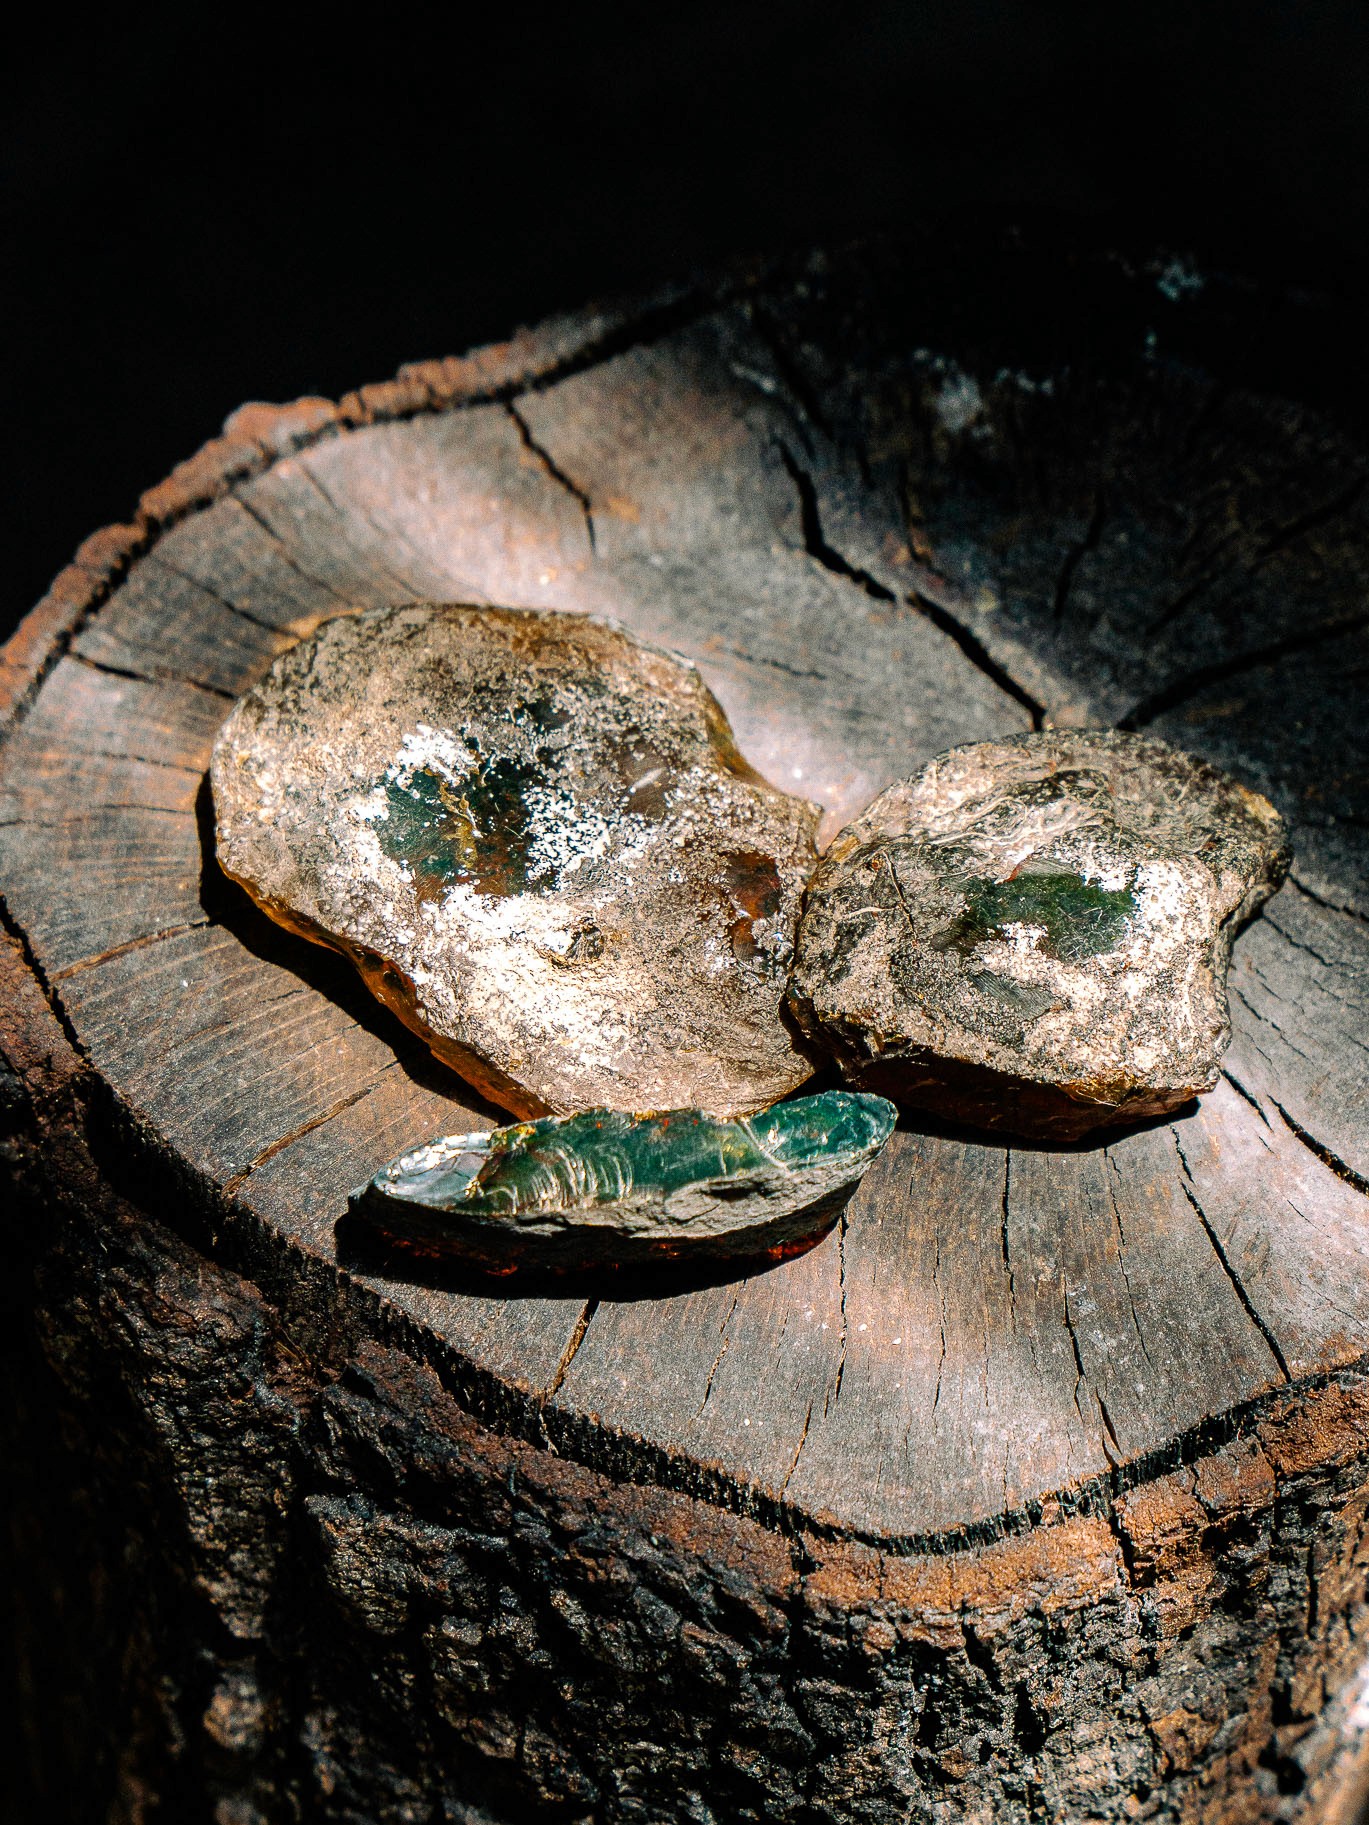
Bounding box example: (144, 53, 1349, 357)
(349, 1092, 897, 1274)
(211, 604, 820, 1118)
(788, 731, 1289, 1139)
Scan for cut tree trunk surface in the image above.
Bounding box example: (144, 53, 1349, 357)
(3, 237, 1367, 1824)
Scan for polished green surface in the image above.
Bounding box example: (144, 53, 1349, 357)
(368, 1092, 896, 1218)
(934, 869, 1137, 963)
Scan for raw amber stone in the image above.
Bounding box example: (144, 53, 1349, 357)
(787, 731, 1290, 1140)
(349, 1091, 897, 1273)
(211, 604, 820, 1119)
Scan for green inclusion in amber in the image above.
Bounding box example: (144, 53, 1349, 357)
(378, 760, 543, 899)
(366, 1092, 896, 1218)
(934, 870, 1137, 964)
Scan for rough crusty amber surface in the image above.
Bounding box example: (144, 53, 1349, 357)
(787, 731, 1290, 1139)
(211, 604, 820, 1118)
(349, 1091, 897, 1273)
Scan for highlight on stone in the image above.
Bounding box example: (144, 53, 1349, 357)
(787, 730, 1290, 1140)
(210, 604, 820, 1121)
(348, 1092, 897, 1274)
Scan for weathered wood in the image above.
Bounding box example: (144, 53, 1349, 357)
(3, 240, 1367, 1823)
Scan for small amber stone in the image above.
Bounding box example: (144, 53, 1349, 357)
(787, 731, 1290, 1139)
(349, 1091, 897, 1273)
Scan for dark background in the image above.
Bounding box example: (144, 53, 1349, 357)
(6, 3, 1369, 642)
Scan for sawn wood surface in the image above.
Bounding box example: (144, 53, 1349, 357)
(3, 240, 1366, 1823)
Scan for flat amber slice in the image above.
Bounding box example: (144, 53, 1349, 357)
(348, 1092, 897, 1273)
(787, 731, 1290, 1140)
(211, 605, 819, 1118)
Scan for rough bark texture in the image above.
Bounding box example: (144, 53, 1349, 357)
(4, 238, 1368, 1823)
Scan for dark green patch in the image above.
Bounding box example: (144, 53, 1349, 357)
(378, 760, 544, 899)
(932, 869, 1136, 962)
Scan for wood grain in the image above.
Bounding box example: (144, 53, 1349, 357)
(4, 241, 1366, 1823)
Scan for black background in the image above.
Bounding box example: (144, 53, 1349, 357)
(7, 3, 1369, 641)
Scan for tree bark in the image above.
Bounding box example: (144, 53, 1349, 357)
(3, 237, 1367, 1824)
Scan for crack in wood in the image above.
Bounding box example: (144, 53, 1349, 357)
(930, 1231, 949, 1420)
(1, 537, 151, 742)
(1220, 1067, 1274, 1131)
(1263, 908, 1348, 975)
(284, 459, 439, 601)
(1253, 472, 1367, 565)
(221, 1069, 394, 1197)
(84, 748, 205, 776)
(142, 549, 300, 637)
(543, 1299, 599, 1403)
(1117, 609, 1369, 730)
(907, 589, 1047, 730)
(0, 889, 88, 1065)
(516, 286, 728, 404)
(999, 1149, 1016, 1316)
(1230, 981, 1317, 1066)
(692, 1293, 740, 1420)
(66, 650, 235, 700)
(825, 1209, 850, 1415)
(1270, 1099, 1369, 1200)
(779, 1395, 816, 1501)
(1103, 1150, 1156, 1375)
(228, 496, 354, 607)
(1288, 872, 1369, 926)
(1061, 1277, 1089, 1428)
(1173, 1131, 1293, 1381)
(50, 918, 213, 982)
(1052, 486, 1107, 626)
(1145, 528, 1251, 638)
(506, 402, 596, 555)
(745, 299, 835, 447)
(713, 642, 826, 682)
(1162, 454, 1361, 628)
(1096, 1392, 1123, 1468)
(774, 439, 895, 603)
(0, 807, 197, 833)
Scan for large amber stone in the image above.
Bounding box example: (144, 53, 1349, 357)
(211, 604, 820, 1118)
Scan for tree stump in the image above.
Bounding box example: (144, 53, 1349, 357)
(4, 238, 1368, 1825)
